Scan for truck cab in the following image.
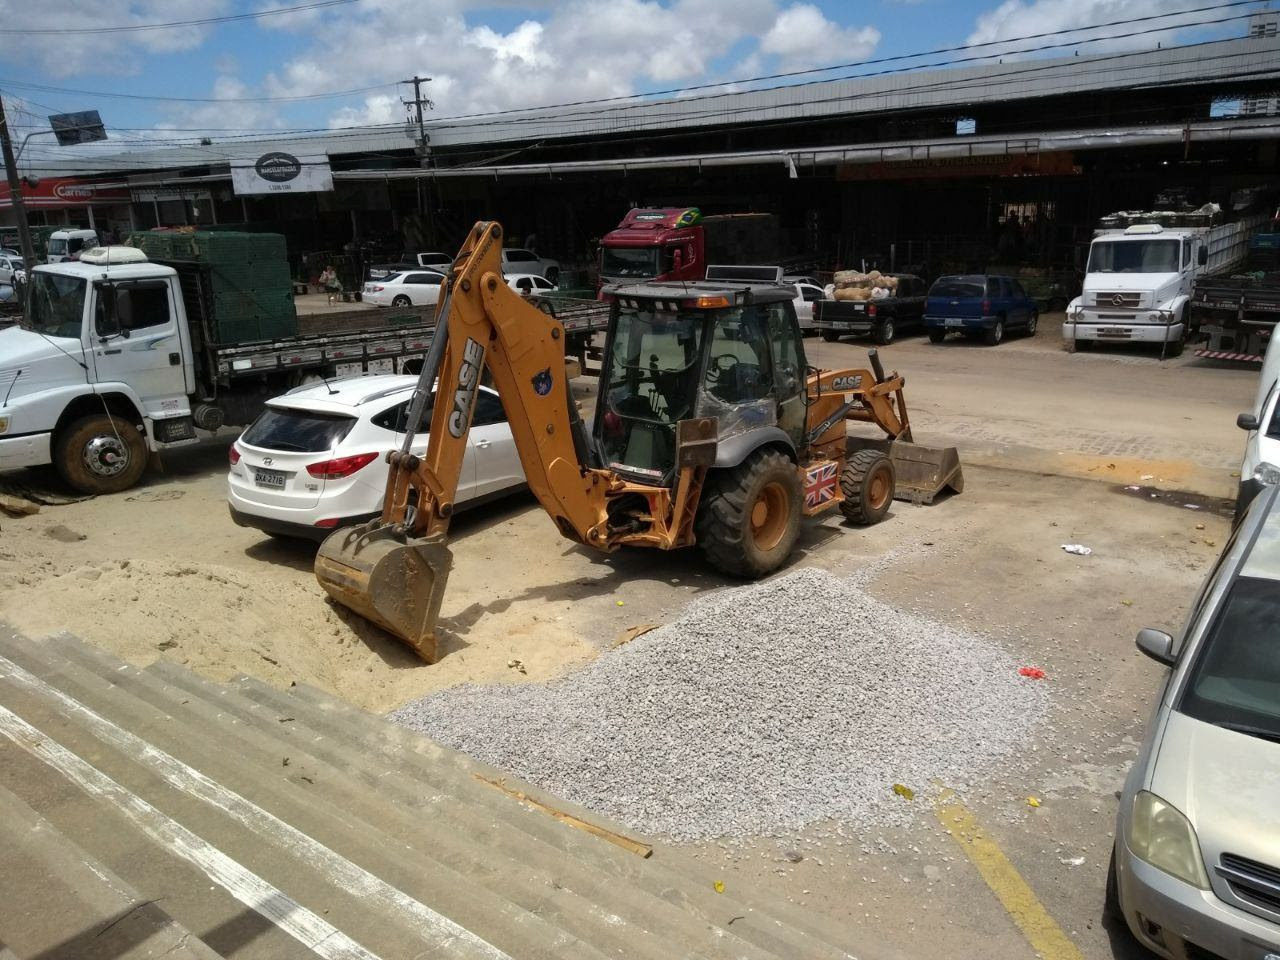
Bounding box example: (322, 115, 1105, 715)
(47, 228, 100, 263)
(599, 208, 707, 287)
(0, 247, 199, 492)
(1064, 223, 1207, 354)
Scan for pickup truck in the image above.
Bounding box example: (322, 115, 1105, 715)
(501, 247, 560, 284)
(0, 246, 445, 494)
(812, 274, 927, 345)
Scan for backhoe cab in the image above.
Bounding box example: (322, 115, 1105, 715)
(314, 222, 962, 662)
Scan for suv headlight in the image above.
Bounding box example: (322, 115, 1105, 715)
(1254, 462, 1280, 486)
(1131, 791, 1209, 888)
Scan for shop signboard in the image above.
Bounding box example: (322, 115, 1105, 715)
(231, 151, 333, 195)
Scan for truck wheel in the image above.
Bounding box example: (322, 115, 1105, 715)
(874, 319, 896, 345)
(55, 413, 147, 494)
(928, 328, 947, 344)
(1025, 312, 1039, 336)
(391, 295, 411, 307)
(696, 449, 802, 579)
(984, 318, 1005, 346)
(821, 331, 841, 343)
(839, 449, 895, 525)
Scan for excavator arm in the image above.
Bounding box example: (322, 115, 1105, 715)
(316, 222, 632, 661)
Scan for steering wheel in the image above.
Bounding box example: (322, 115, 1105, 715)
(707, 353, 740, 384)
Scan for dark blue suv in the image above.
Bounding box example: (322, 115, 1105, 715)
(924, 275, 1039, 346)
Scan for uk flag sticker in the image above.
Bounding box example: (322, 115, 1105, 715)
(804, 461, 838, 509)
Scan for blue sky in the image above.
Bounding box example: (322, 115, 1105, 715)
(0, 0, 1251, 166)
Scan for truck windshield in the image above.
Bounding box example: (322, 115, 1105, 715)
(1178, 575, 1280, 741)
(25, 272, 86, 339)
(601, 247, 660, 280)
(1087, 239, 1180, 273)
(48, 239, 68, 257)
(597, 304, 704, 479)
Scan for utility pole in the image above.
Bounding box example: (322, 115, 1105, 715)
(0, 93, 36, 270)
(400, 76, 434, 229)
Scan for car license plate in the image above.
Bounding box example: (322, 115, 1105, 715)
(944, 318, 965, 328)
(254, 468, 286, 489)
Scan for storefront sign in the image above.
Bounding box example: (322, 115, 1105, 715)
(131, 187, 212, 203)
(836, 151, 1079, 181)
(0, 177, 130, 209)
(231, 151, 333, 195)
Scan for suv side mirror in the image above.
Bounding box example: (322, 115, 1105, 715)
(1238, 412, 1260, 431)
(1136, 628, 1177, 666)
(1198, 246, 1208, 266)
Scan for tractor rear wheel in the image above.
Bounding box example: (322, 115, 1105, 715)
(696, 449, 802, 579)
(839, 449, 895, 525)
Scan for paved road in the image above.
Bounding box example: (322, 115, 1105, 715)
(805, 315, 1254, 497)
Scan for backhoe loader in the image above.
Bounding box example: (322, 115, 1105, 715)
(314, 222, 962, 661)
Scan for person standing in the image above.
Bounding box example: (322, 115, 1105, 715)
(319, 265, 341, 305)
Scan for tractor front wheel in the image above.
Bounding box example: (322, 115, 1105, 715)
(839, 449, 895, 525)
(696, 449, 802, 579)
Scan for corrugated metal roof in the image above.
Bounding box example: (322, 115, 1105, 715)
(28, 33, 1280, 177)
(334, 115, 1280, 180)
(422, 34, 1280, 148)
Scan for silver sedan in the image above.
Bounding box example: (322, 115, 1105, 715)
(1110, 483, 1280, 959)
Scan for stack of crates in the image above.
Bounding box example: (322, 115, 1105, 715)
(126, 230, 297, 344)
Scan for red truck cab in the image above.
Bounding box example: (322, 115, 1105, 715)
(599, 207, 707, 287)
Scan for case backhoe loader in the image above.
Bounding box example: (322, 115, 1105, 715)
(314, 222, 962, 661)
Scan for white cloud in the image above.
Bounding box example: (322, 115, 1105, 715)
(966, 0, 1221, 55)
(2, 0, 234, 77)
(760, 4, 880, 71)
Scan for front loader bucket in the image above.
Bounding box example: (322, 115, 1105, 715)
(847, 437, 964, 505)
(313, 520, 453, 663)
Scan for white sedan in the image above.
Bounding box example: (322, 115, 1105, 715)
(362, 270, 445, 308)
(227, 375, 525, 541)
(506, 273, 558, 296)
(0, 255, 26, 286)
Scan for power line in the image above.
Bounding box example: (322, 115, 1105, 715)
(418, 15, 1270, 134)
(407, 0, 1272, 124)
(0, 77, 398, 104)
(9, 18, 1276, 171)
(0, 1, 1260, 113)
(0, 0, 360, 35)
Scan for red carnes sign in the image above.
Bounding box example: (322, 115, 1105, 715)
(0, 177, 131, 209)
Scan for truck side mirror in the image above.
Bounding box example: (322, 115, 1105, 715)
(94, 283, 121, 338)
(1197, 246, 1208, 266)
(1238, 412, 1259, 431)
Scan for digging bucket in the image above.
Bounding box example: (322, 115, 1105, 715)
(847, 436, 964, 505)
(314, 520, 454, 663)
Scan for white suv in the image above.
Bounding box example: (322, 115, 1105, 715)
(227, 375, 524, 540)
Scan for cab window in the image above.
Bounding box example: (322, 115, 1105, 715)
(704, 305, 774, 404)
(96, 281, 171, 336)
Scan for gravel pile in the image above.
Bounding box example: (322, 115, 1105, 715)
(391, 567, 1048, 841)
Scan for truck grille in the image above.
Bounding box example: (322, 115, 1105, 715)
(1094, 291, 1142, 308)
(1215, 853, 1280, 918)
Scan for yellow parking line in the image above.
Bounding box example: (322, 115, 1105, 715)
(936, 794, 1085, 960)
